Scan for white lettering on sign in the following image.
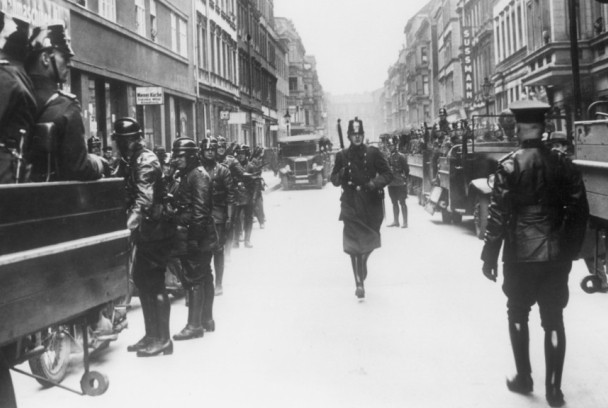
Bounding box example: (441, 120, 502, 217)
(136, 87, 164, 105)
(0, 0, 70, 27)
(461, 26, 474, 102)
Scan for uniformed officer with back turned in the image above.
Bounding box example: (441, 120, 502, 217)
(481, 99, 589, 407)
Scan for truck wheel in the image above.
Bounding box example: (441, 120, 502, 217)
(29, 327, 72, 387)
(474, 195, 489, 239)
(581, 275, 601, 294)
(441, 209, 452, 223)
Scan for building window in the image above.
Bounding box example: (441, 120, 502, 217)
(150, 0, 158, 42)
(197, 14, 208, 70)
(135, 0, 146, 36)
(421, 46, 428, 63)
(99, 0, 116, 22)
(171, 13, 178, 52)
(76, 0, 87, 6)
(289, 77, 298, 91)
(422, 75, 429, 95)
(179, 19, 188, 57)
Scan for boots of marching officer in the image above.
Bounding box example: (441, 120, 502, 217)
(127, 292, 154, 352)
(173, 284, 205, 341)
(506, 321, 533, 394)
(351, 255, 365, 299)
(137, 291, 173, 357)
(545, 327, 566, 407)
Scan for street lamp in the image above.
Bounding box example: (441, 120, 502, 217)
(284, 110, 291, 137)
(482, 77, 492, 116)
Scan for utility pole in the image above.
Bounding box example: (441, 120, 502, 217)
(568, 0, 582, 120)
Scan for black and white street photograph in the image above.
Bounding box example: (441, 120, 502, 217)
(1, 1, 608, 408)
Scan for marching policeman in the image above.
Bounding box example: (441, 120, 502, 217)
(0, 12, 36, 184)
(200, 137, 235, 297)
(171, 138, 218, 339)
(386, 135, 409, 228)
(112, 117, 175, 358)
(26, 24, 107, 181)
(481, 100, 589, 407)
(330, 117, 393, 299)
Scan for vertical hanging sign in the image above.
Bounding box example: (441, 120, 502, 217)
(462, 26, 474, 101)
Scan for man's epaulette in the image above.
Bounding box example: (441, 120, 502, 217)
(58, 89, 77, 100)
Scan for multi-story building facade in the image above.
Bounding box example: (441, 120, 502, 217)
(274, 17, 326, 137)
(403, 0, 438, 128)
(195, 0, 240, 141)
(20, 0, 197, 150)
(457, 0, 497, 117)
(236, 0, 279, 147)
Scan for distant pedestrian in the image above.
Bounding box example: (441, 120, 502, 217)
(481, 100, 588, 407)
(330, 117, 392, 299)
(386, 135, 409, 228)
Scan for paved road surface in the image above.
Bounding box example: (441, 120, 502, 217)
(13, 182, 608, 408)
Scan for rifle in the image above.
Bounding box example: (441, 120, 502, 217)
(337, 119, 344, 149)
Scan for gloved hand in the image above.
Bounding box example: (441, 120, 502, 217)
(365, 180, 376, 191)
(482, 262, 498, 282)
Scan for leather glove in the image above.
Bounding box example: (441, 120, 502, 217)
(482, 262, 498, 282)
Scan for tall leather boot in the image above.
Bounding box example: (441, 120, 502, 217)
(351, 255, 364, 299)
(127, 293, 154, 352)
(244, 215, 253, 248)
(545, 328, 566, 407)
(401, 204, 408, 228)
(173, 284, 204, 341)
(387, 205, 399, 227)
(214, 250, 224, 296)
(202, 277, 216, 332)
(137, 291, 173, 357)
(360, 253, 370, 281)
(506, 321, 533, 394)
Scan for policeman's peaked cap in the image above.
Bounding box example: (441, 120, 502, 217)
(0, 12, 31, 61)
(216, 136, 227, 147)
(509, 99, 551, 124)
(112, 117, 142, 139)
(347, 117, 364, 136)
(239, 144, 251, 154)
(29, 23, 75, 57)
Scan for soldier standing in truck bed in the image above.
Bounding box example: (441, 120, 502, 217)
(0, 12, 36, 184)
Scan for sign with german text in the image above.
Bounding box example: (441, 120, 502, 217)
(462, 26, 473, 101)
(136, 87, 164, 105)
(0, 0, 70, 27)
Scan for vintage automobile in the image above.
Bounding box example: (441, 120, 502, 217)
(0, 178, 130, 397)
(574, 101, 608, 293)
(278, 134, 328, 190)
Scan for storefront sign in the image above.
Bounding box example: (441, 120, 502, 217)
(461, 26, 473, 101)
(0, 0, 69, 27)
(228, 112, 247, 124)
(136, 87, 164, 105)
